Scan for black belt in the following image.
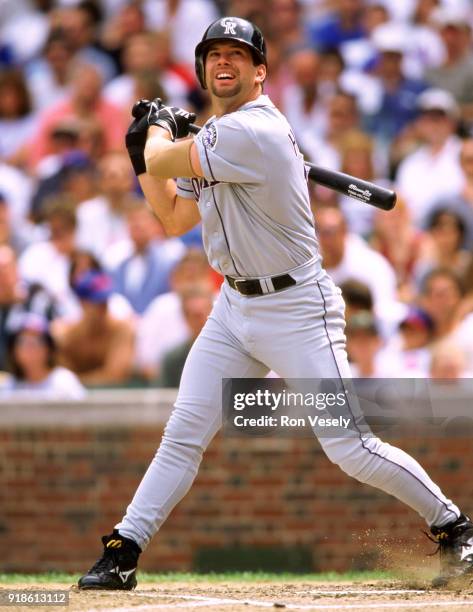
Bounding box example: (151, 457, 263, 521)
(225, 273, 296, 296)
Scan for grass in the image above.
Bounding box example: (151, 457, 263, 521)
(0, 570, 394, 584)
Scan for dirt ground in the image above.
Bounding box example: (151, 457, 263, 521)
(2, 579, 473, 612)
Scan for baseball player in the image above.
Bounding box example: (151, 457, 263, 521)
(78, 17, 473, 590)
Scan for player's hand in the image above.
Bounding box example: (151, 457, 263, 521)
(147, 98, 196, 141)
(125, 108, 149, 176)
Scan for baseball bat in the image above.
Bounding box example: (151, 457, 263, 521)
(187, 124, 396, 211)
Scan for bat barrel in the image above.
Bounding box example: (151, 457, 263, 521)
(306, 164, 396, 211)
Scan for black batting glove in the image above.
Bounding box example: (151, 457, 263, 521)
(125, 99, 153, 176)
(147, 98, 196, 141)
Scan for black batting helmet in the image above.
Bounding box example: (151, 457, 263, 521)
(195, 17, 267, 89)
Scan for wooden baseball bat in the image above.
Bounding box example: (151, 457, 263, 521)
(187, 124, 396, 211)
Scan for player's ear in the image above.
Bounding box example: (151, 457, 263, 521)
(255, 64, 266, 85)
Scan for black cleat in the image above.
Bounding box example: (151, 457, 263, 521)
(430, 513, 473, 588)
(78, 530, 141, 590)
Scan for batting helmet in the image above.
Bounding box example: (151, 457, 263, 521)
(195, 17, 267, 89)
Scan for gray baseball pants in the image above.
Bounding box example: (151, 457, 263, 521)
(116, 260, 460, 550)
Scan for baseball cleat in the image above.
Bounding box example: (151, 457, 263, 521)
(430, 513, 473, 588)
(78, 530, 141, 590)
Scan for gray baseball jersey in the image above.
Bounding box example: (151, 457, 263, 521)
(177, 95, 318, 277)
(115, 94, 460, 551)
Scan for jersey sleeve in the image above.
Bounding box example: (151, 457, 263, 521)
(194, 116, 266, 184)
(176, 177, 195, 200)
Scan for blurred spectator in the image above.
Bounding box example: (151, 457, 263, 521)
(370, 197, 425, 302)
(0, 70, 38, 161)
(60, 249, 134, 323)
(282, 48, 326, 142)
(346, 311, 391, 377)
(337, 130, 377, 235)
(55, 270, 134, 386)
(339, 279, 374, 319)
(76, 151, 134, 264)
(26, 60, 127, 169)
(142, 0, 219, 69)
(365, 23, 427, 147)
(302, 90, 360, 171)
(158, 286, 214, 388)
(382, 306, 434, 377)
(268, 0, 307, 51)
(135, 249, 213, 381)
(426, 6, 473, 122)
(0, 245, 58, 371)
(415, 208, 472, 283)
(18, 199, 77, 310)
(0, 0, 50, 64)
(420, 267, 464, 340)
(395, 88, 464, 225)
(51, 3, 117, 81)
(263, 37, 293, 111)
(32, 151, 98, 222)
(104, 31, 196, 113)
(309, 0, 365, 52)
(1, 313, 85, 399)
(430, 340, 470, 379)
(0, 161, 34, 242)
(25, 28, 75, 111)
(427, 137, 473, 250)
(315, 206, 398, 321)
(100, 1, 146, 70)
(0, 191, 31, 253)
(110, 200, 186, 314)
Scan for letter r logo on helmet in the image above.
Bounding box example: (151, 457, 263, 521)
(221, 18, 237, 35)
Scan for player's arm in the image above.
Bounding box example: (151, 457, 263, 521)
(125, 99, 203, 238)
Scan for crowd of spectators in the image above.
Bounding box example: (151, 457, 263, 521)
(2, 0, 473, 398)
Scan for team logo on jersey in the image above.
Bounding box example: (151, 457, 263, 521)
(201, 123, 218, 150)
(221, 18, 237, 35)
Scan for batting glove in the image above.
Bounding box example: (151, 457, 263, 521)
(147, 98, 196, 141)
(124, 99, 157, 176)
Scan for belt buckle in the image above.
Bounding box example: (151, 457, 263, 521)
(234, 279, 246, 294)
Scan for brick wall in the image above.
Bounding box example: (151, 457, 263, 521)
(1, 391, 472, 573)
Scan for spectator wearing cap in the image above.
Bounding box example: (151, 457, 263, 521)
(0, 245, 59, 371)
(395, 88, 464, 226)
(54, 270, 134, 386)
(364, 22, 428, 147)
(1, 313, 85, 399)
(382, 306, 435, 377)
(31, 151, 98, 223)
(425, 6, 473, 122)
(109, 200, 185, 315)
(346, 311, 391, 377)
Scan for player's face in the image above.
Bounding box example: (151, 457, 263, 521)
(205, 41, 264, 100)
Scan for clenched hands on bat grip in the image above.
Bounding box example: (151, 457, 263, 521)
(126, 98, 197, 175)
